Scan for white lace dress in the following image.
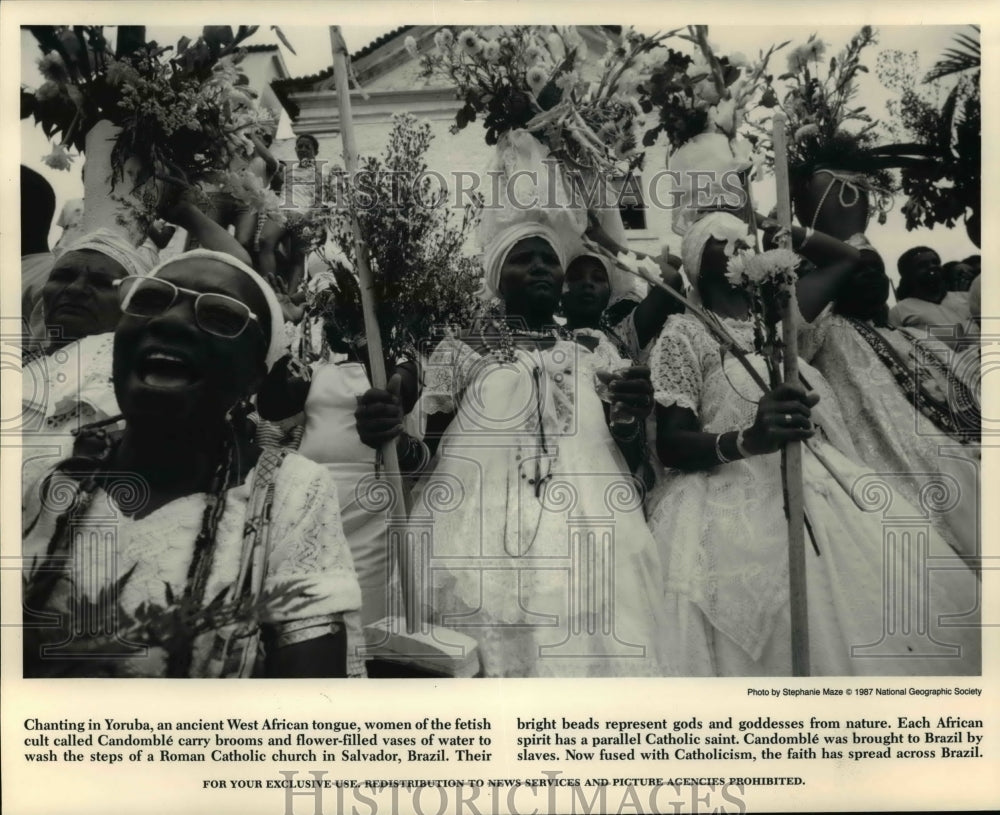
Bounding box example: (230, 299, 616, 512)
(23, 453, 363, 677)
(647, 314, 979, 677)
(414, 334, 668, 677)
(799, 312, 980, 560)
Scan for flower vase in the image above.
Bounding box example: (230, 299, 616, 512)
(83, 119, 163, 247)
(792, 170, 869, 236)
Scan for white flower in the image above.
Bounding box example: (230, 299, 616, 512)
(526, 44, 546, 64)
(786, 38, 828, 73)
(546, 33, 566, 61)
(708, 98, 738, 135)
(526, 65, 548, 94)
(404, 36, 419, 58)
(554, 69, 581, 92)
(482, 40, 501, 63)
(729, 249, 800, 288)
(616, 68, 641, 96)
(693, 78, 721, 106)
(686, 53, 709, 78)
(729, 51, 750, 68)
(458, 29, 481, 56)
(42, 143, 73, 171)
(794, 123, 820, 141)
(434, 29, 453, 49)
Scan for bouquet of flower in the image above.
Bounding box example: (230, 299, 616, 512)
(22, 26, 275, 219)
(417, 25, 676, 175)
(754, 27, 896, 223)
(299, 115, 482, 367)
(638, 26, 786, 150)
(726, 246, 801, 385)
(877, 27, 980, 237)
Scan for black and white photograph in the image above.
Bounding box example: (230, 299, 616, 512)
(2, 3, 995, 813)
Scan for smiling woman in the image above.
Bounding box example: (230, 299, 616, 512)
(22, 250, 362, 679)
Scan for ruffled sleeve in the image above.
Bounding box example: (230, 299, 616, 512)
(649, 315, 703, 415)
(262, 454, 362, 622)
(419, 335, 480, 415)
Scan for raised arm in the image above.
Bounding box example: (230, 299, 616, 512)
(164, 200, 253, 266)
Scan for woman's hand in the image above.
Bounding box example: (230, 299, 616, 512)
(607, 365, 655, 421)
(742, 383, 818, 455)
(355, 373, 405, 449)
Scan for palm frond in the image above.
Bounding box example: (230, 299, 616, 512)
(925, 26, 980, 82)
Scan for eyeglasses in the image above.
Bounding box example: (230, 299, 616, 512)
(115, 276, 263, 339)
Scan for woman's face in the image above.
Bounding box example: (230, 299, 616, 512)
(697, 238, 745, 310)
(904, 249, 946, 301)
(562, 256, 611, 323)
(41, 250, 128, 342)
(499, 236, 564, 317)
(295, 137, 318, 161)
(112, 258, 270, 429)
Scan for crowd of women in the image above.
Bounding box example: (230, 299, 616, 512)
(20, 107, 981, 682)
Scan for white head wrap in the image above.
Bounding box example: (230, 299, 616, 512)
(478, 129, 584, 301)
(147, 249, 287, 370)
(680, 212, 750, 298)
(480, 221, 567, 301)
(56, 227, 158, 277)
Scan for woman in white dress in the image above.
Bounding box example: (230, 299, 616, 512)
(23, 250, 362, 678)
(647, 213, 979, 677)
(358, 223, 668, 677)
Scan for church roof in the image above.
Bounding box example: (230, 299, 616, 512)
(270, 25, 620, 118)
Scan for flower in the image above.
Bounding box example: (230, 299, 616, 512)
(686, 53, 709, 78)
(526, 65, 548, 94)
(554, 69, 581, 92)
(37, 52, 68, 83)
(482, 40, 501, 63)
(404, 36, 419, 58)
(708, 98, 738, 135)
(787, 38, 828, 73)
(728, 248, 801, 287)
(434, 29, 453, 49)
(105, 60, 137, 89)
(616, 68, 641, 96)
(42, 143, 73, 170)
(34, 81, 62, 102)
(693, 78, 721, 107)
(526, 44, 546, 64)
(729, 51, 750, 68)
(458, 29, 481, 56)
(546, 33, 566, 61)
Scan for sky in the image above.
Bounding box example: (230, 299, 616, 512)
(19, 23, 979, 273)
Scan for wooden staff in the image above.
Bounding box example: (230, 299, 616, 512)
(330, 26, 416, 633)
(772, 112, 810, 676)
